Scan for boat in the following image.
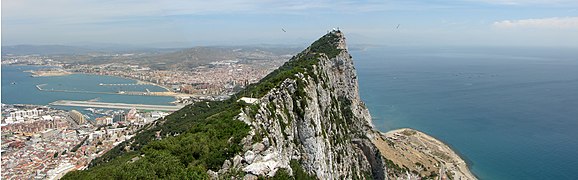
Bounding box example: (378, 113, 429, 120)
(84, 108, 96, 113)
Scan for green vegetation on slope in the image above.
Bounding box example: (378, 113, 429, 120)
(272, 160, 317, 180)
(86, 100, 246, 169)
(64, 101, 249, 179)
(308, 31, 343, 59)
(62, 31, 343, 179)
(236, 31, 342, 98)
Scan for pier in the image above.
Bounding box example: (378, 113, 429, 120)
(49, 100, 184, 111)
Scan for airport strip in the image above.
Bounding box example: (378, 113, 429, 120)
(49, 100, 184, 111)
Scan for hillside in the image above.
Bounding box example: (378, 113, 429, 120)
(63, 30, 475, 179)
(139, 46, 299, 70)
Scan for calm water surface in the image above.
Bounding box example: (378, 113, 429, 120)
(1, 65, 175, 118)
(352, 46, 578, 179)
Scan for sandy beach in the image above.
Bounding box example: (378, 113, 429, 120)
(27, 70, 71, 77)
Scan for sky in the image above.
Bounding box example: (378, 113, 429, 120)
(2, 0, 578, 47)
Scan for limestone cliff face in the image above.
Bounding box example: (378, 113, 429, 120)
(223, 31, 387, 179)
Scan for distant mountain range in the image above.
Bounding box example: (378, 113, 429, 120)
(140, 46, 301, 69)
(2, 45, 92, 55)
(1, 44, 303, 70)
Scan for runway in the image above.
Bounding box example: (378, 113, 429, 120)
(49, 100, 184, 111)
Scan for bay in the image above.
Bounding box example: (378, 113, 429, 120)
(1, 65, 176, 118)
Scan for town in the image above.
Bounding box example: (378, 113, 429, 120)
(1, 104, 169, 179)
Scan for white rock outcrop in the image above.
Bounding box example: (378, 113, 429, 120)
(220, 31, 387, 179)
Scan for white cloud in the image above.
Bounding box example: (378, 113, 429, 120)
(493, 17, 578, 29)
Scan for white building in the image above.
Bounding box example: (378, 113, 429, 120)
(151, 111, 169, 119)
(42, 115, 54, 121)
(10, 109, 42, 119)
(238, 97, 260, 104)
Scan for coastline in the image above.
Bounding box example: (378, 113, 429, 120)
(7, 64, 192, 100)
(9, 64, 173, 93)
(72, 73, 196, 98)
(35, 68, 191, 98)
(72, 72, 174, 93)
(68, 73, 220, 99)
(371, 128, 477, 179)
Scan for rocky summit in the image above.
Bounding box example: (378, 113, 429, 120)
(235, 30, 385, 179)
(63, 30, 475, 180)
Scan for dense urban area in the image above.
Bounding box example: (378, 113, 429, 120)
(1, 103, 171, 179)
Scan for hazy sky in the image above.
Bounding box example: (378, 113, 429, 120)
(2, 0, 578, 47)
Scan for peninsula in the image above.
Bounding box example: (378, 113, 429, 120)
(63, 30, 475, 179)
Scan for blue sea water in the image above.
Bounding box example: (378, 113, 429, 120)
(1, 65, 176, 117)
(352, 46, 578, 179)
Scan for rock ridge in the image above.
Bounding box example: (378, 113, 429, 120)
(226, 30, 385, 179)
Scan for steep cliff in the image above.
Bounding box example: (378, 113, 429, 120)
(230, 30, 386, 179)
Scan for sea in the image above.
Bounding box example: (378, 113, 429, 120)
(1, 65, 176, 118)
(351, 46, 578, 180)
(2, 46, 578, 179)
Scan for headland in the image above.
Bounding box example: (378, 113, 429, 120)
(371, 128, 477, 179)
